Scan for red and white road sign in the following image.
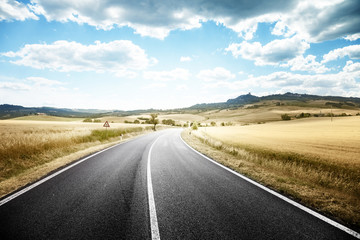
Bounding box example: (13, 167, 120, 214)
(103, 121, 110, 128)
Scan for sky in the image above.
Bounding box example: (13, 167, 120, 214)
(0, 0, 360, 110)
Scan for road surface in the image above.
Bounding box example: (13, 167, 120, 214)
(0, 129, 358, 239)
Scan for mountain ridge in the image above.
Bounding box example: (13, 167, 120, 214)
(1, 92, 360, 119)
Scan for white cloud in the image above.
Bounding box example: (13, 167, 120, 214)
(2, 40, 155, 75)
(226, 36, 309, 66)
(343, 61, 360, 73)
(23, 0, 358, 42)
(233, 65, 360, 97)
(0, 0, 38, 21)
(344, 33, 360, 41)
(0, 82, 31, 90)
(26, 76, 63, 86)
(197, 67, 235, 82)
(28, 0, 203, 39)
(26, 0, 295, 40)
(322, 45, 360, 63)
(1, 0, 358, 42)
(270, 0, 360, 42)
(180, 56, 192, 62)
(143, 68, 190, 82)
(281, 55, 330, 73)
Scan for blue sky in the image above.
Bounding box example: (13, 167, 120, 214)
(1, 0, 360, 110)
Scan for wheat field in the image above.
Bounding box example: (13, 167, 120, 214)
(201, 116, 360, 166)
(185, 116, 360, 227)
(0, 119, 151, 183)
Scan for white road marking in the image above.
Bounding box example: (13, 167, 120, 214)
(0, 140, 128, 207)
(179, 133, 360, 239)
(147, 136, 161, 240)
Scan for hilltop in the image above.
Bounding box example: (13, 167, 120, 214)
(1, 92, 360, 120)
(189, 92, 360, 110)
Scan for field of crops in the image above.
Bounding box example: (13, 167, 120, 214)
(185, 116, 360, 227)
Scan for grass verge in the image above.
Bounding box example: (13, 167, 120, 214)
(181, 129, 360, 231)
(0, 126, 155, 198)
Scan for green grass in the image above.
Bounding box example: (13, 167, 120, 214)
(77, 127, 152, 143)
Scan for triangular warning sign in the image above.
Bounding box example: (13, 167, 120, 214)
(103, 121, 110, 128)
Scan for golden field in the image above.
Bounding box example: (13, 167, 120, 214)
(197, 104, 360, 125)
(0, 118, 153, 196)
(183, 116, 360, 228)
(201, 116, 360, 166)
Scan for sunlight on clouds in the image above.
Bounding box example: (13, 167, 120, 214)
(0, 82, 31, 91)
(2, 40, 154, 76)
(281, 55, 330, 74)
(322, 45, 360, 63)
(226, 36, 309, 66)
(180, 56, 192, 62)
(0, 0, 38, 21)
(197, 67, 235, 82)
(143, 68, 190, 82)
(26, 77, 63, 86)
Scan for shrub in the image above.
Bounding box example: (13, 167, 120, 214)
(295, 112, 311, 119)
(162, 119, 175, 126)
(281, 114, 291, 121)
(210, 121, 216, 126)
(192, 121, 198, 130)
(83, 118, 92, 122)
(134, 119, 140, 124)
(93, 119, 101, 123)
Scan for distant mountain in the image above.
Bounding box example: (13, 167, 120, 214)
(188, 92, 360, 110)
(1, 92, 360, 119)
(0, 104, 108, 119)
(0, 104, 166, 119)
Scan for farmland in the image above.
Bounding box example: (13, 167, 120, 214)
(182, 116, 360, 228)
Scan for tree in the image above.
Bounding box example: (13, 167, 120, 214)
(192, 121, 198, 130)
(149, 113, 159, 131)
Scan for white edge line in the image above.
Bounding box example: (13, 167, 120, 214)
(0, 139, 130, 207)
(179, 133, 360, 239)
(147, 136, 161, 240)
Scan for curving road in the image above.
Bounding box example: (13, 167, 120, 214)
(0, 129, 358, 239)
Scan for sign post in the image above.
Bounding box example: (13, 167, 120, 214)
(103, 121, 110, 138)
(103, 121, 110, 128)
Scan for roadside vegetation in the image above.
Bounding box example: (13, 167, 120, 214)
(182, 116, 360, 229)
(0, 119, 154, 197)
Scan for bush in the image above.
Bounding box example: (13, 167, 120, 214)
(162, 119, 175, 126)
(137, 117, 149, 121)
(295, 112, 311, 119)
(134, 119, 140, 124)
(210, 121, 216, 126)
(192, 121, 198, 130)
(83, 118, 92, 122)
(93, 119, 101, 123)
(281, 114, 291, 121)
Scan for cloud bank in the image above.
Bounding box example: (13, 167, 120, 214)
(2, 40, 155, 76)
(1, 0, 359, 41)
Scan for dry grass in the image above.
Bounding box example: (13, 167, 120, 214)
(182, 116, 360, 229)
(198, 103, 360, 125)
(0, 119, 154, 197)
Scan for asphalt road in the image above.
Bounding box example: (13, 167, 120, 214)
(0, 129, 358, 239)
